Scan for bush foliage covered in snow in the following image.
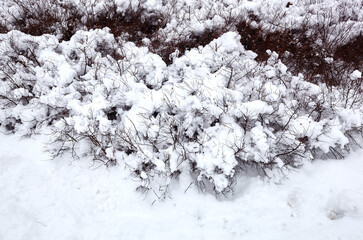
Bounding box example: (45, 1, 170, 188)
(0, 0, 362, 195)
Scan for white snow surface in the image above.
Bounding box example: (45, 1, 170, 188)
(1, 133, 363, 240)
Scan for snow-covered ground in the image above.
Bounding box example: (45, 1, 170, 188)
(1, 133, 363, 240)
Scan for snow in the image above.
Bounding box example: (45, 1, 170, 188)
(351, 70, 362, 80)
(1, 28, 361, 192)
(0, 0, 362, 238)
(1, 133, 363, 240)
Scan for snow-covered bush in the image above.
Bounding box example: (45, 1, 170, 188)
(1, 26, 361, 196)
(0, 0, 362, 197)
(2, 0, 361, 72)
(1, 0, 167, 43)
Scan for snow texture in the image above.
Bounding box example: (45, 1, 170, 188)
(1, 134, 363, 240)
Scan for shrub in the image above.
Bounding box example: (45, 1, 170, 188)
(1, 29, 361, 196)
(2, 0, 361, 86)
(0, 0, 362, 198)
